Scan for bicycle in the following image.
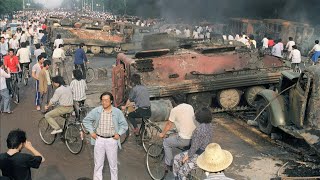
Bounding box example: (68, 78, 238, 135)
(9, 73, 19, 104)
(21, 64, 29, 86)
(120, 107, 162, 153)
(146, 131, 206, 180)
(75, 63, 95, 83)
(38, 111, 84, 154)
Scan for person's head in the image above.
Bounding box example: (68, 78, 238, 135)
(51, 76, 66, 87)
(171, 93, 186, 106)
(289, 37, 293, 41)
(57, 34, 61, 39)
(6, 129, 27, 150)
(292, 45, 298, 50)
(37, 55, 44, 63)
(73, 69, 83, 81)
(21, 42, 26, 48)
(131, 74, 141, 86)
(0, 36, 4, 43)
(12, 34, 16, 39)
(79, 43, 85, 48)
(35, 43, 41, 49)
(315, 40, 319, 44)
(59, 44, 64, 48)
(278, 38, 282, 43)
(196, 143, 233, 173)
(43, 60, 51, 70)
(8, 49, 14, 57)
(40, 52, 47, 59)
(100, 92, 114, 109)
(195, 107, 212, 124)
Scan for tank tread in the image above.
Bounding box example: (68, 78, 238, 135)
(212, 106, 252, 113)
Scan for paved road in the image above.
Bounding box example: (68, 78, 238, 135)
(0, 56, 302, 179)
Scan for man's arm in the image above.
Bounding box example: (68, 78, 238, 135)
(24, 141, 45, 163)
(31, 70, 38, 80)
(82, 108, 97, 139)
(159, 120, 174, 138)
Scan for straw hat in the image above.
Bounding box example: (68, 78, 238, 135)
(197, 143, 233, 173)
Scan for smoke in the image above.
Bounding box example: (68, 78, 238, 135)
(33, 0, 64, 9)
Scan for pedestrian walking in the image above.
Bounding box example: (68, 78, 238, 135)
(38, 60, 52, 112)
(0, 61, 12, 114)
(74, 43, 88, 79)
(31, 55, 45, 111)
(288, 45, 302, 73)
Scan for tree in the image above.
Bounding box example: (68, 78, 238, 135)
(0, 0, 23, 15)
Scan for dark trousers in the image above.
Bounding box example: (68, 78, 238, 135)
(128, 107, 151, 128)
(75, 64, 86, 79)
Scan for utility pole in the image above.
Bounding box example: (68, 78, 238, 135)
(91, 0, 94, 11)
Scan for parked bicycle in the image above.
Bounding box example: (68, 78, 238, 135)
(146, 130, 205, 180)
(120, 106, 162, 153)
(75, 63, 95, 83)
(9, 72, 19, 104)
(38, 111, 84, 154)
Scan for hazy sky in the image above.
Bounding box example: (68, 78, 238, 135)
(33, 0, 63, 9)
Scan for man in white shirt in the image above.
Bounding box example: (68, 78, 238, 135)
(52, 44, 66, 76)
(184, 28, 190, 38)
(53, 34, 63, 49)
(0, 37, 8, 56)
(272, 40, 283, 58)
(228, 35, 234, 41)
(286, 37, 295, 53)
(9, 35, 19, 52)
(159, 94, 196, 171)
(261, 35, 269, 50)
(16, 42, 31, 74)
(0, 61, 12, 113)
(192, 30, 199, 39)
(33, 44, 44, 61)
(309, 40, 320, 65)
(289, 45, 301, 72)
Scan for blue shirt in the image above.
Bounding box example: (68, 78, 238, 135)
(74, 48, 87, 64)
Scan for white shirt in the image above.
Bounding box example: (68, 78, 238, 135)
(34, 49, 44, 60)
(32, 63, 42, 78)
(9, 39, 19, 50)
(16, 48, 31, 63)
(169, 103, 196, 139)
(193, 31, 199, 39)
(54, 39, 63, 49)
(52, 48, 65, 59)
(286, 41, 295, 52)
(262, 37, 269, 48)
(311, 44, 320, 52)
(289, 49, 301, 63)
(228, 35, 234, 40)
(0, 42, 8, 55)
(184, 29, 190, 38)
(0, 68, 10, 90)
(272, 43, 283, 58)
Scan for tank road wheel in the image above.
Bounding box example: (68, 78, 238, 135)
(91, 46, 101, 54)
(256, 99, 274, 134)
(187, 92, 212, 110)
(83, 46, 88, 53)
(103, 47, 114, 55)
(114, 46, 121, 53)
(244, 86, 266, 107)
(217, 89, 241, 109)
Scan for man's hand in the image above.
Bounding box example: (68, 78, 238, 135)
(86, 61, 89, 64)
(44, 105, 49, 110)
(121, 106, 126, 110)
(7, 68, 11, 73)
(113, 134, 120, 140)
(182, 154, 189, 164)
(159, 132, 166, 138)
(24, 140, 33, 150)
(91, 133, 97, 140)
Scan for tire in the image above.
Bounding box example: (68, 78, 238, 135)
(146, 144, 166, 180)
(120, 128, 130, 144)
(86, 68, 95, 83)
(142, 124, 162, 153)
(256, 99, 274, 134)
(38, 117, 56, 145)
(13, 85, 19, 104)
(23, 71, 28, 86)
(65, 124, 84, 154)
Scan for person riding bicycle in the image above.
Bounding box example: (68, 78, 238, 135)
(158, 93, 197, 172)
(44, 76, 74, 135)
(121, 74, 151, 136)
(32, 55, 45, 111)
(173, 107, 213, 179)
(70, 69, 87, 121)
(16, 42, 31, 78)
(52, 44, 66, 76)
(53, 34, 63, 49)
(309, 40, 320, 65)
(74, 43, 88, 79)
(3, 49, 21, 96)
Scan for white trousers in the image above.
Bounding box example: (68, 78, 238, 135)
(94, 137, 118, 180)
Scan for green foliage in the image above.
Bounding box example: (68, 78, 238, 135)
(0, 0, 23, 15)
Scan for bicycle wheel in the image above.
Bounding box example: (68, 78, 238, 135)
(13, 84, 19, 104)
(65, 124, 84, 154)
(146, 144, 166, 180)
(23, 70, 28, 86)
(120, 128, 130, 144)
(86, 68, 95, 83)
(38, 117, 56, 145)
(142, 124, 162, 153)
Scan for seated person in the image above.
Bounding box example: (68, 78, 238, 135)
(121, 74, 151, 135)
(173, 107, 213, 179)
(45, 76, 74, 134)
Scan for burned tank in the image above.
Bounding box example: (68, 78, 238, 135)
(112, 45, 289, 112)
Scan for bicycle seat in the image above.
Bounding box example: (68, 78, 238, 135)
(60, 113, 71, 118)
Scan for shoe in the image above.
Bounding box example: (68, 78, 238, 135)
(51, 129, 63, 135)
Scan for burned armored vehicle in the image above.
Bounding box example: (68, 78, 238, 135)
(255, 66, 320, 154)
(112, 45, 289, 113)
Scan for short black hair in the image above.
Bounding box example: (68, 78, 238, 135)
(73, 69, 83, 81)
(172, 93, 186, 105)
(7, 129, 27, 149)
(59, 44, 64, 48)
(80, 43, 85, 48)
(43, 60, 51, 67)
(8, 48, 14, 53)
(289, 37, 293, 41)
(57, 34, 61, 39)
(52, 76, 66, 86)
(21, 42, 26, 48)
(131, 74, 141, 86)
(195, 107, 212, 124)
(37, 55, 44, 61)
(40, 52, 47, 59)
(35, 43, 41, 49)
(315, 40, 319, 44)
(100, 92, 114, 102)
(292, 45, 298, 49)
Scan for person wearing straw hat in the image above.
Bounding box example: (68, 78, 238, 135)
(172, 107, 213, 180)
(197, 143, 234, 180)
